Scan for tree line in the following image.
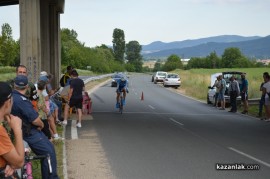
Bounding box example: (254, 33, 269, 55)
(0, 23, 143, 73)
(152, 48, 267, 72)
(0, 23, 267, 73)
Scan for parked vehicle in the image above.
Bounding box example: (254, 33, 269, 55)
(153, 71, 167, 84)
(163, 73, 181, 88)
(207, 71, 244, 105)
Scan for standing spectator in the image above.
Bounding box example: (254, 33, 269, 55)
(0, 82, 24, 178)
(258, 81, 266, 117)
(240, 73, 249, 114)
(262, 72, 270, 121)
(59, 65, 73, 87)
(11, 75, 59, 179)
(62, 70, 85, 127)
(212, 75, 220, 107)
(218, 75, 226, 110)
(228, 76, 240, 113)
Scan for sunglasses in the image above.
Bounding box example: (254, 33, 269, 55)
(6, 93, 12, 100)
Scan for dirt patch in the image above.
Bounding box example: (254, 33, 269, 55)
(66, 136, 115, 179)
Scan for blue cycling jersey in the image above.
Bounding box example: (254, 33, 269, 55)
(117, 79, 127, 89)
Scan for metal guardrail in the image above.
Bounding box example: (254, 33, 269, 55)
(82, 74, 113, 84)
(247, 98, 261, 105)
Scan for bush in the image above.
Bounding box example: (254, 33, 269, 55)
(0, 66, 15, 74)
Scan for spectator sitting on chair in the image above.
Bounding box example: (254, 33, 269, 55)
(36, 80, 52, 141)
(37, 74, 62, 140)
(11, 75, 60, 179)
(0, 82, 24, 178)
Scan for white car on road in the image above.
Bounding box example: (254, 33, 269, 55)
(163, 73, 181, 88)
(153, 71, 167, 84)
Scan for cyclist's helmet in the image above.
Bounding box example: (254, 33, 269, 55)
(120, 76, 126, 81)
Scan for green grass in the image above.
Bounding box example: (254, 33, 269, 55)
(0, 73, 16, 81)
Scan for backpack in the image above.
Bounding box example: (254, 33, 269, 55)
(60, 75, 65, 87)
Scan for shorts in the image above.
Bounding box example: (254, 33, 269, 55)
(116, 87, 126, 93)
(69, 98, 83, 109)
(218, 92, 224, 100)
(264, 96, 270, 106)
(241, 92, 248, 101)
(48, 100, 58, 116)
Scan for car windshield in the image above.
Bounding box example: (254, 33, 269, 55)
(157, 72, 167, 76)
(223, 72, 243, 85)
(167, 74, 179, 78)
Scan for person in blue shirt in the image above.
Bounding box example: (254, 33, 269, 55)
(11, 75, 59, 179)
(116, 76, 128, 108)
(240, 73, 249, 114)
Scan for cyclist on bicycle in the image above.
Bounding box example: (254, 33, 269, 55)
(116, 76, 128, 108)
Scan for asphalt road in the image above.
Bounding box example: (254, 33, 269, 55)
(66, 74, 270, 179)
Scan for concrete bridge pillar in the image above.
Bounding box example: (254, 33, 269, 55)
(19, 0, 42, 83)
(19, 0, 63, 88)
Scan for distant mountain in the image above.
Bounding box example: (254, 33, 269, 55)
(142, 35, 261, 54)
(143, 35, 270, 59)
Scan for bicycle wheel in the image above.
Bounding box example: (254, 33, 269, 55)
(119, 96, 123, 114)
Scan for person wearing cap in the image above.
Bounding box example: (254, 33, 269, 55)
(116, 75, 129, 108)
(62, 69, 85, 127)
(37, 75, 63, 140)
(0, 82, 24, 178)
(240, 73, 249, 114)
(11, 75, 59, 179)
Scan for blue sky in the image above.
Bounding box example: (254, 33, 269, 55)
(0, 0, 270, 47)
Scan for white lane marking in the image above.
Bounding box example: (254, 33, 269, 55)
(228, 147, 270, 168)
(71, 120, 78, 139)
(148, 105, 155, 109)
(170, 118, 184, 126)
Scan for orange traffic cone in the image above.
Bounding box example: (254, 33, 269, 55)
(141, 92, 144, 101)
